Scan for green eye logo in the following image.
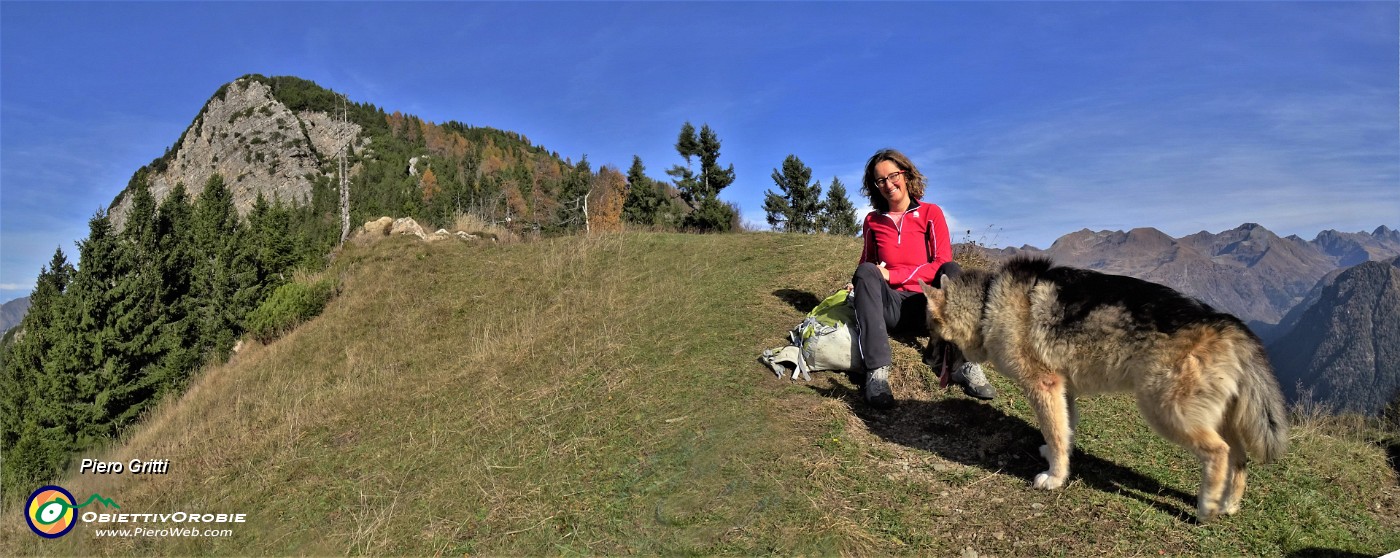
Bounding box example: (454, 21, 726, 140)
(25, 486, 120, 538)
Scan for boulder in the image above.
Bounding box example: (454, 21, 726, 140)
(391, 217, 426, 239)
(362, 216, 394, 237)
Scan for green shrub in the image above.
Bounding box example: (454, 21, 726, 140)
(245, 278, 335, 344)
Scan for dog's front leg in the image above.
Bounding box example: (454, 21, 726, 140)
(1026, 373, 1072, 490)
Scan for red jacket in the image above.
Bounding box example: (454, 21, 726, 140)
(859, 199, 953, 292)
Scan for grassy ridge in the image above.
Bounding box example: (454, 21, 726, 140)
(3, 232, 1397, 555)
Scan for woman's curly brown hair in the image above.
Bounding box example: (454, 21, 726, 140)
(861, 148, 927, 213)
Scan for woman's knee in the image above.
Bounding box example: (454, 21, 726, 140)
(934, 261, 963, 288)
(854, 261, 884, 284)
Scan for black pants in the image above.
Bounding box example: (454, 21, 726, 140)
(850, 261, 962, 370)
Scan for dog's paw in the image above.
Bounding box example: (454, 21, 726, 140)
(1196, 499, 1226, 523)
(1032, 472, 1065, 490)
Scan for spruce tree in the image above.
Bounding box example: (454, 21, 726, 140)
(675, 122, 700, 169)
(190, 174, 257, 361)
(0, 249, 73, 456)
(555, 156, 593, 232)
(102, 180, 166, 431)
(766, 155, 821, 234)
(666, 124, 702, 210)
(696, 125, 735, 201)
(248, 193, 295, 287)
(669, 122, 738, 232)
(819, 176, 859, 236)
(762, 191, 791, 232)
(624, 155, 677, 226)
(154, 183, 200, 385)
(65, 211, 124, 444)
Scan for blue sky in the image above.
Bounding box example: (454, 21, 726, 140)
(2, 1, 1397, 299)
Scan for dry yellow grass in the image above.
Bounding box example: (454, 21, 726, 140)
(2, 231, 1396, 556)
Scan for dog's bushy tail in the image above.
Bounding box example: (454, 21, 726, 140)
(1231, 337, 1290, 463)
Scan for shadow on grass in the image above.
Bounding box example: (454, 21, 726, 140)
(771, 289, 822, 314)
(1384, 437, 1400, 480)
(808, 381, 1198, 522)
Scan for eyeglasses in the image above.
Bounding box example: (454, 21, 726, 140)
(875, 171, 906, 188)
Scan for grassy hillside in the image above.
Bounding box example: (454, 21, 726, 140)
(3, 232, 1397, 555)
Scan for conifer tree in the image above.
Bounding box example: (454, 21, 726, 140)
(762, 191, 790, 231)
(675, 122, 700, 169)
(64, 211, 124, 443)
(190, 174, 257, 361)
(555, 156, 593, 232)
(0, 249, 73, 456)
(101, 179, 166, 431)
(668, 122, 738, 232)
(819, 176, 859, 236)
(248, 193, 295, 286)
(696, 125, 736, 201)
(153, 183, 200, 382)
(623, 156, 674, 228)
(666, 124, 701, 210)
(765, 155, 821, 233)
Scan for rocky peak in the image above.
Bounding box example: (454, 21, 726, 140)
(109, 76, 363, 230)
(1269, 260, 1400, 414)
(1313, 227, 1400, 266)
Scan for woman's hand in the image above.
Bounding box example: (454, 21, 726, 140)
(844, 263, 889, 292)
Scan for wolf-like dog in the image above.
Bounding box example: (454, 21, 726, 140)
(922, 256, 1289, 522)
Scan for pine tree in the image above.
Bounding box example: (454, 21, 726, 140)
(153, 183, 200, 384)
(669, 122, 738, 232)
(675, 122, 700, 169)
(248, 193, 296, 286)
(555, 156, 593, 232)
(696, 125, 736, 201)
(190, 174, 257, 361)
(766, 155, 821, 234)
(623, 156, 676, 228)
(666, 123, 702, 210)
(65, 211, 124, 444)
(0, 249, 73, 456)
(100, 179, 166, 432)
(819, 176, 859, 236)
(762, 191, 791, 231)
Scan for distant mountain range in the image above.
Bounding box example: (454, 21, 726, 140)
(988, 223, 1400, 414)
(0, 297, 30, 335)
(1269, 257, 1400, 415)
(995, 223, 1400, 326)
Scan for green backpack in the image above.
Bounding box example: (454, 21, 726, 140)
(759, 290, 864, 381)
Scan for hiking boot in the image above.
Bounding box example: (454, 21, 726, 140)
(864, 366, 895, 409)
(951, 362, 997, 400)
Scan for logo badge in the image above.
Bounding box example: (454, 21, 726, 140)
(25, 485, 77, 538)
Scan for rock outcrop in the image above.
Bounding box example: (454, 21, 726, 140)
(109, 77, 364, 230)
(358, 217, 484, 243)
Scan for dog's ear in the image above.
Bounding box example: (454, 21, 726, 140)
(921, 281, 946, 323)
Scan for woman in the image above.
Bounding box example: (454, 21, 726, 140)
(847, 149, 995, 408)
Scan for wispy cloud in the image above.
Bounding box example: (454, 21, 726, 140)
(927, 85, 1398, 247)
